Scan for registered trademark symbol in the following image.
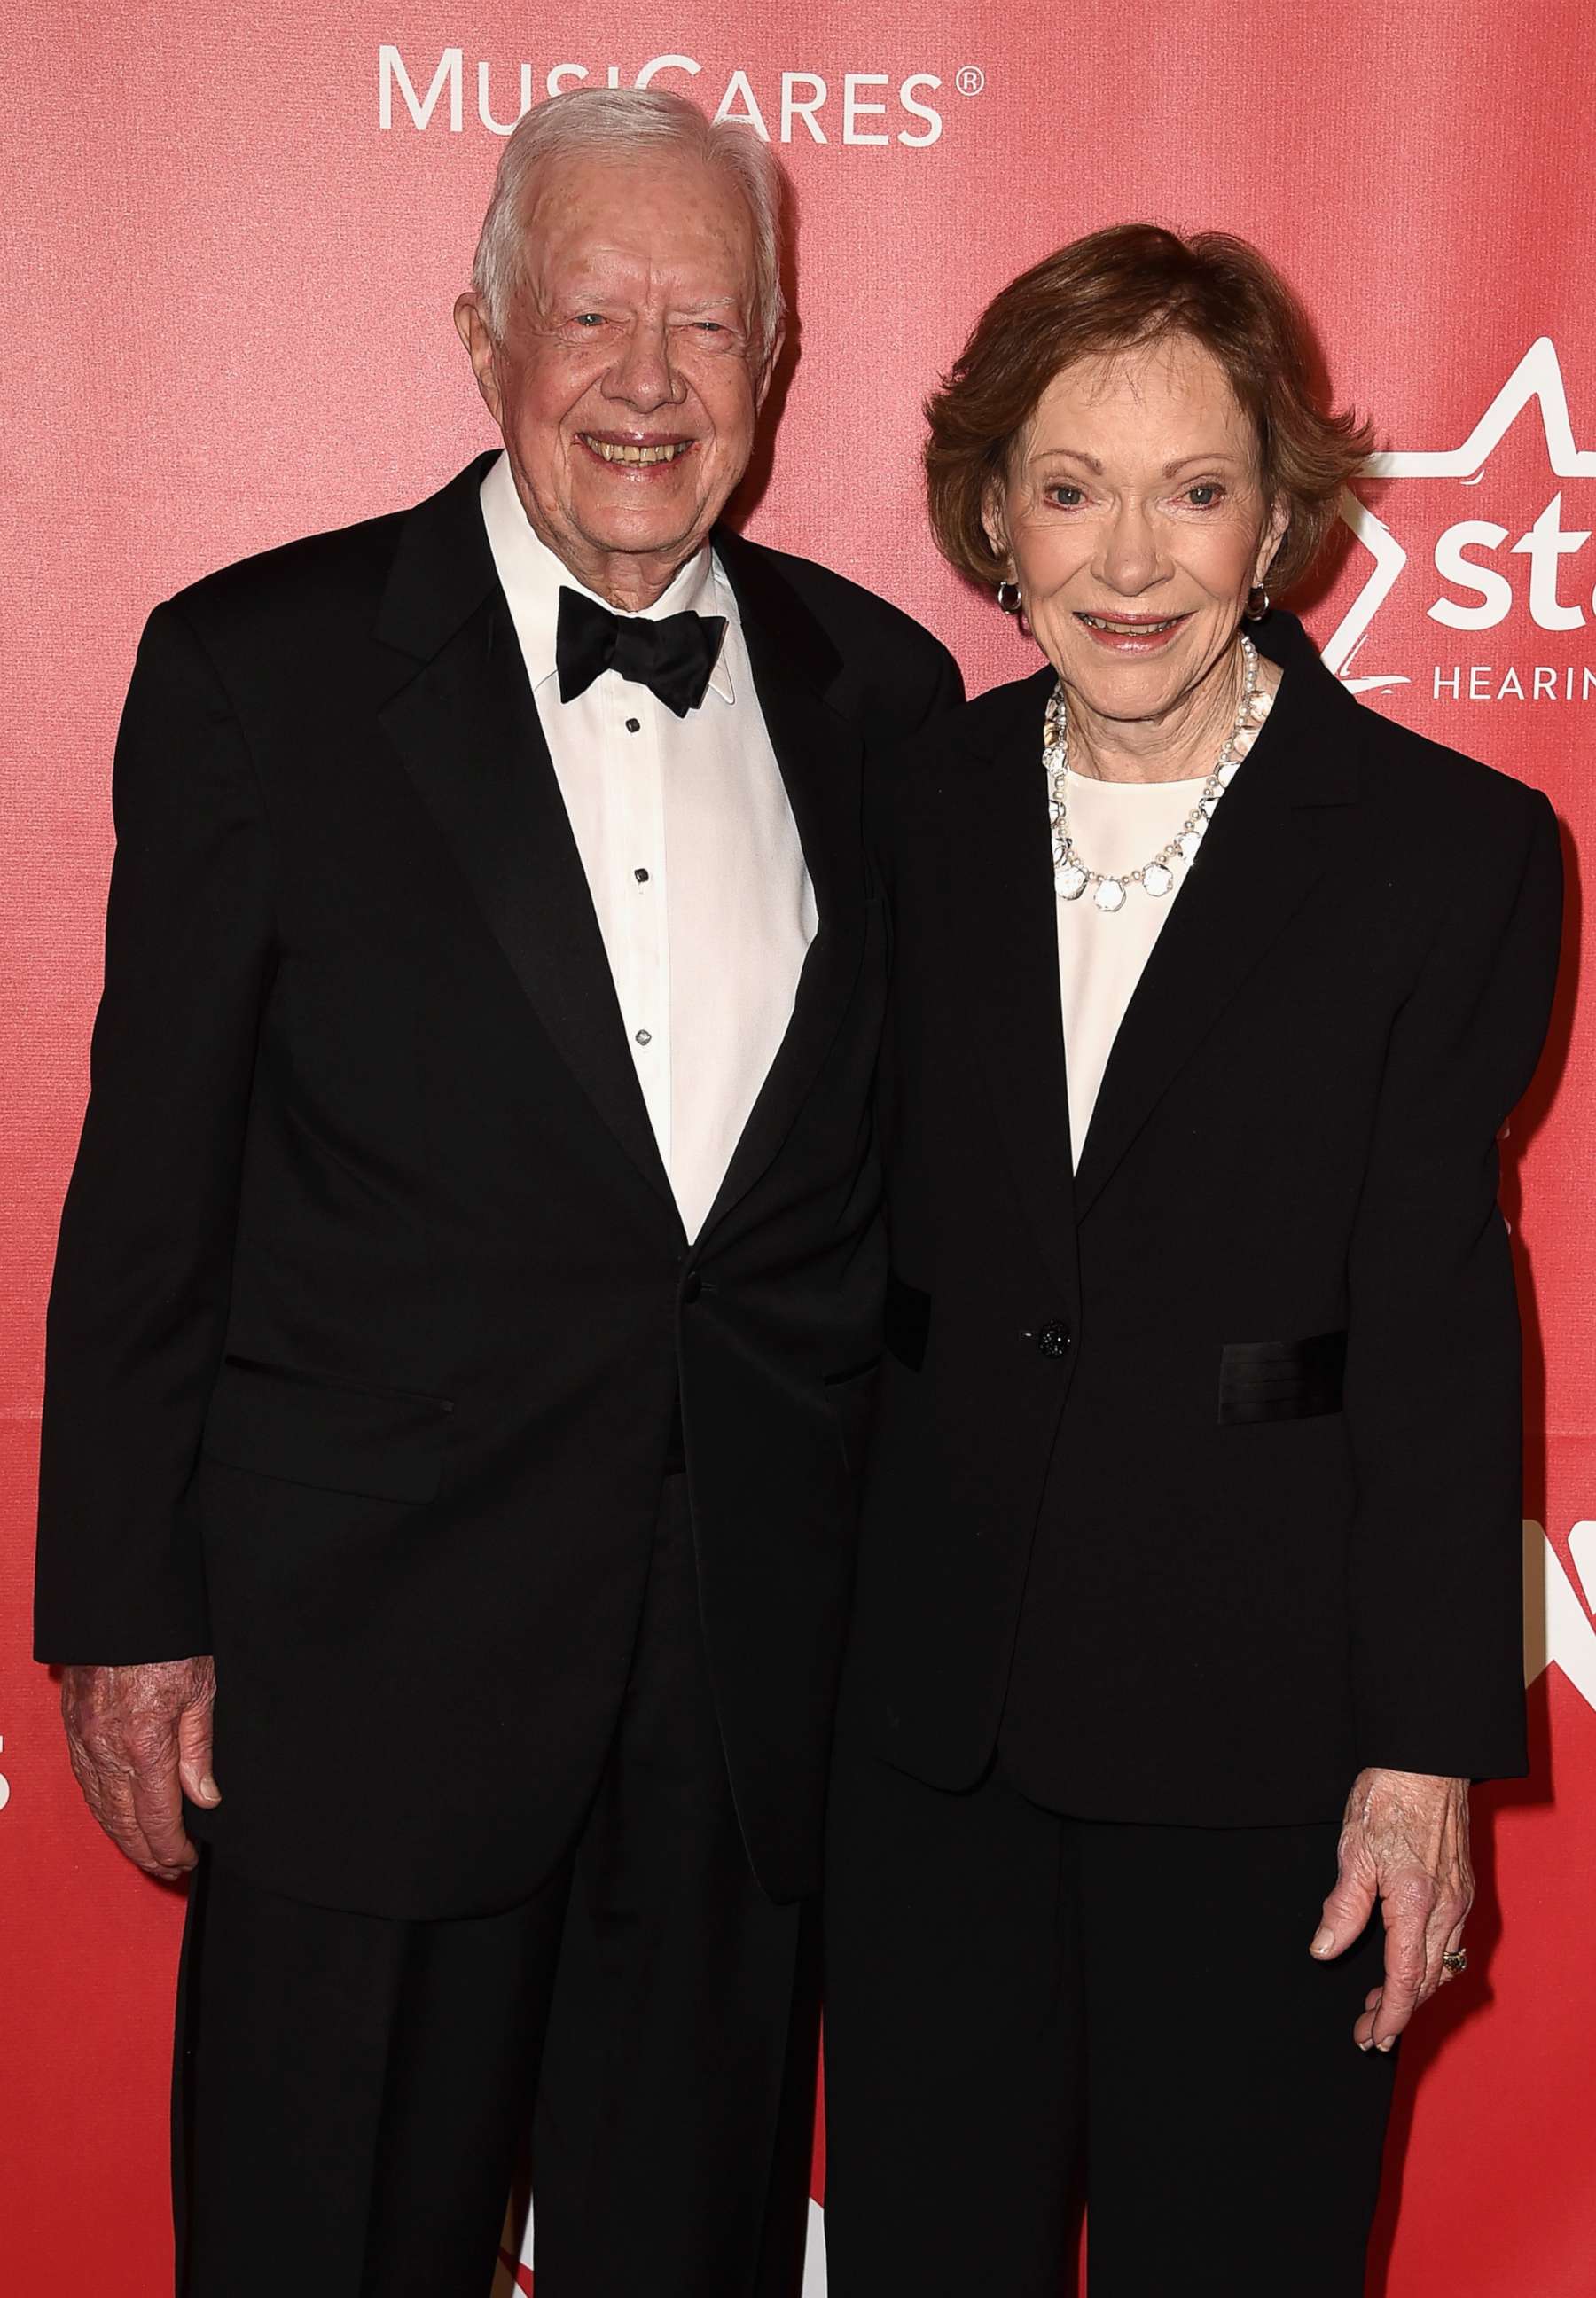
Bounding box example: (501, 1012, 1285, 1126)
(955, 66, 985, 96)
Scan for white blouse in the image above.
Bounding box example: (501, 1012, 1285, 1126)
(1056, 766, 1209, 1169)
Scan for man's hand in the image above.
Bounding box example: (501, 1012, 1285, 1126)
(1310, 1766, 1473, 2051)
(61, 1658, 220, 1881)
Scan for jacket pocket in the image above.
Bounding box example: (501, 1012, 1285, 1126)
(883, 1272, 932, 1373)
(1217, 1332, 1347, 1426)
(200, 1356, 454, 1504)
(825, 1357, 883, 1477)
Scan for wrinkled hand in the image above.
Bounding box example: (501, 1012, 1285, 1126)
(1310, 1766, 1472, 2051)
(61, 1657, 220, 1881)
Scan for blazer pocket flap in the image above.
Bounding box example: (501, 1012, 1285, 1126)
(824, 1356, 883, 1477)
(200, 1357, 453, 1503)
(884, 1272, 932, 1372)
(1218, 1332, 1347, 1426)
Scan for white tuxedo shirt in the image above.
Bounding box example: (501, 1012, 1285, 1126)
(481, 450, 817, 1242)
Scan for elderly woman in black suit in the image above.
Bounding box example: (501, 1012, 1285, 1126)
(823, 226, 1562, 2296)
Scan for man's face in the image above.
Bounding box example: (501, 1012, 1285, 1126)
(457, 150, 774, 608)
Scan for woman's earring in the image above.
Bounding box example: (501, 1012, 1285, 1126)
(997, 579, 1023, 615)
(1245, 584, 1270, 622)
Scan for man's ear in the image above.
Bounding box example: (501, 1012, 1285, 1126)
(753, 324, 786, 414)
(454, 293, 503, 425)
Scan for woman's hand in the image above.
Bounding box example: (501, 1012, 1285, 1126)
(1310, 1767, 1473, 2050)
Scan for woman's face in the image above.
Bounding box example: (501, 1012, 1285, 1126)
(986, 334, 1288, 728)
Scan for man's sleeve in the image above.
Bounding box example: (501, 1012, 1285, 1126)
(34, 601, 277, 1663)
(1343, 789, 1563, 1779)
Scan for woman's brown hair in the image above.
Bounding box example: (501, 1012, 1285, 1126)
(926, 223, 1373, 598)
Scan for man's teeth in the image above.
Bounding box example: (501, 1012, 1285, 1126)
(582, 438, 691, 465)
(1081, 614, 1183, 634)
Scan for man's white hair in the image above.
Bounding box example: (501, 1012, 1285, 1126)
(471, 86, 787, 360)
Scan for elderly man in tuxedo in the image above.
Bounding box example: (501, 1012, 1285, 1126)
(35, 87, 958, 2298)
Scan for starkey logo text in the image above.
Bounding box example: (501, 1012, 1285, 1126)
(1324, 340, 1596, 705)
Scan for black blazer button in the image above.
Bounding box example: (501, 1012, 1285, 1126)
(682, 1272, 702, 1305)
(1034, 1319, 1071, 1358)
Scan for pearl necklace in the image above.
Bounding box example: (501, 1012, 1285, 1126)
(1046, 637, 1272, 912)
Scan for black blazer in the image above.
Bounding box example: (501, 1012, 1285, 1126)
(34, 455, 961, 1917)
(841, 611, 1562, 1827)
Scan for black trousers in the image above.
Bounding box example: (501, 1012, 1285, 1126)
(823, 1741, 1397, 2298)
(173, 1474, 819, 2298)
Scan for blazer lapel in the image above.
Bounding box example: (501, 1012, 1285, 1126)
(1071, 617, 1361, 1223)
(375, 458, 677, 1217)
(950, 670, 1083, 1311)
(697, 531, 869, 1240)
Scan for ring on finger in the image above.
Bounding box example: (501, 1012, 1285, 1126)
(1441, 1947, 1468, 1976)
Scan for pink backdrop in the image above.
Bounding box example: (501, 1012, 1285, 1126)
(4, 6, 1595, 2291)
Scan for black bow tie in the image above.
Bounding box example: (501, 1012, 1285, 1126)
(555, 586, 727, 718)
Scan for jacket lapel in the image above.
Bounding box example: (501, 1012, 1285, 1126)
(375, 457, 677, 1218)
(697, 531, 869, 1240)
(1070, 616, 1362, 1222)
(949, 670, 1083, 1312)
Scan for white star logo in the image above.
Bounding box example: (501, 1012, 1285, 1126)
(1525, 1521, 1596, 1716)
(1321, 339, 1596, 692)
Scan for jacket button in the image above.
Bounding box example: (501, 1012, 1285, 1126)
(1034, 1319, 1071, 1358)
(682, 1272, 702, 1305)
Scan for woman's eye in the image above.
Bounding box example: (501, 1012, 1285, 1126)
(1049, 485, 1086, 508)
(573, 313, 606, 329)
(1185, 482, 1224, 507)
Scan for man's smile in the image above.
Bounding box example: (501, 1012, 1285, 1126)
(575, 431, 699, 469)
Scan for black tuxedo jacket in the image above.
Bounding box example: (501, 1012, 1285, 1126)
(34, 454, 961, 1917)
(841, 613, 1562, 1825)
